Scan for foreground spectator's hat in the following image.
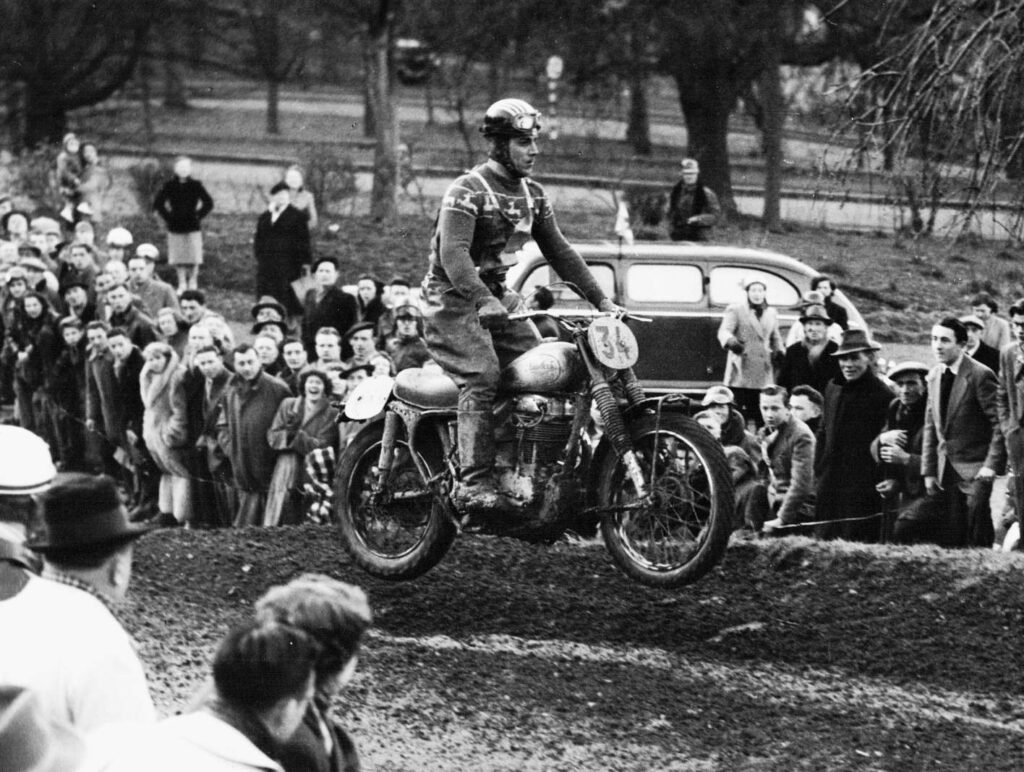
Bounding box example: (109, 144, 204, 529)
(105, 226, 133, 246)
(27, 473, 152, 555)
(680, 158, 699, 172)
(18, 256, 47, 272)
(701, 384, 735, 406)
(831, 328, 881, 356)
(0, 426, 56, 496)
(959, 314, 985, 330)
(342, 363, 375, 379)
(5, 266, 27, 284)
(800, 290, 825, 306)
(0, 686, 86, 772)
(394, 303, 423, 320)
(889, 361, 930, 381)
(799, 304, 831, 325)
(17, 245, 42, 259)
(29, 216, 61, 236)
(251, 295, 286, 320)
(345, 321, 376, 339)
(134, 243, 160, 261)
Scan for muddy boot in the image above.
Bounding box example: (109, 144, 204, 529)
(452, 409, 519, 515)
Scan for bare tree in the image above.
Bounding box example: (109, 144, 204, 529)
(0, 0, 157, 148)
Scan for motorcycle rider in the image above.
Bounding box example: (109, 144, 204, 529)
(422, 98, 619, 515)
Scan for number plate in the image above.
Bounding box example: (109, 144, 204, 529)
(587, 317, 639, 369)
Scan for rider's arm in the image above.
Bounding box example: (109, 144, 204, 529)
(532, 210, 607, 307)
(437, 206, 496, 309)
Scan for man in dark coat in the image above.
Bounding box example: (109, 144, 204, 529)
(810, 276, 849, 331)
(106, 283, 157, 351)
(192, 344, 236, 528)
(667, 158, 721, 241)
(961, 314, 1001, 375)
(386, 304, 431, 373)
(254, 182, 311, 317)
(108, 327, 160, 520)
(219, 344, 291, 526)
(899, 318, 1005, 547)
(48, 318, 90, 471)
(777, 303, 841, 395)
(873, 361, 929, 542)
(814, 329, 894, 542)
(301, 257, 357, 360)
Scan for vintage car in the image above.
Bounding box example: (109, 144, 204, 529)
(507, 241, 866, 396)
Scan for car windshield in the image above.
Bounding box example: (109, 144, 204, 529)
(709, 266, 800, 306)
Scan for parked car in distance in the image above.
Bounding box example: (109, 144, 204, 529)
(507, 241, 866, 396)
(395, 38, 435, 85)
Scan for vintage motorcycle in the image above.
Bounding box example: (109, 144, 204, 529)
(334, 308, 734, 588)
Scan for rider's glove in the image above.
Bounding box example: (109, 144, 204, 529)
(597, 298, 625, 316)
(477, 296, 509, 331)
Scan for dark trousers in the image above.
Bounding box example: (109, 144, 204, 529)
(894, 466, 993, 547)
(731, 388, 763, 429)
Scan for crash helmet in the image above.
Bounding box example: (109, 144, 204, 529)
(480, 99, 542, 140)
(0, 426, 56, 496)
(105, 227, 133, 247)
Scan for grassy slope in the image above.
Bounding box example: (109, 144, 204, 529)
(127, 209, 1021, 344)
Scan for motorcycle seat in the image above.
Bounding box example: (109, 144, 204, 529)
(394, 367, 460, 409)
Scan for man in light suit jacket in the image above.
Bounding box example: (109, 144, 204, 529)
(898, 317, 1004, 546)
(717, 278, 783, 427)
(995, 300, 1024, 547)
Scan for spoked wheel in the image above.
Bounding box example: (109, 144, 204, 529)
(334, 421, 456, 580)
(598, 414, 734, 588)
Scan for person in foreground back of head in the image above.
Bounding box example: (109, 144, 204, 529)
(1, 472, 155, 733)
(255, 574, 372, 772)
(92, 619, 319, 771)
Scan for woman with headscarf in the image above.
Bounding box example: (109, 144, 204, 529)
(265, 368, 339, 526)
(8, 291, 59, 438)
(140, 341, 191, 526)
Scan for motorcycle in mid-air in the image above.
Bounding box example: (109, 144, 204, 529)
(334, 306, 734, 588)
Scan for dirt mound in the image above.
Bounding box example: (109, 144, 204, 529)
(126, 527, 1024, 770)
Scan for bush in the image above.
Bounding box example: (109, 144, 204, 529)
(10, 145, 62, 212)
(297, 143, 358, 217)
(127, 156, 175, 217)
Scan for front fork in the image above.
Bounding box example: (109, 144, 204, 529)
(576, 334, 649, 498)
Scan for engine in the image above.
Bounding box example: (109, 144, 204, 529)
(494, 393, 578, 504)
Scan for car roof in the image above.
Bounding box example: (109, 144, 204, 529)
(516, 240, 817, 276)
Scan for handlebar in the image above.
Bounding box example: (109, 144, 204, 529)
(507, 309, 652, 323)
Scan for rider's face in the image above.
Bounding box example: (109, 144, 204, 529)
(508, 136, 538, 177)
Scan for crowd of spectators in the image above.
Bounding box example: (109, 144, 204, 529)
(709, 284, 1021, 550)
(0, 163, 434, 531)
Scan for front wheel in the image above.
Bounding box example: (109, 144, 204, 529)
(334, 421, 456, 581)
(598, 414, 734, 588)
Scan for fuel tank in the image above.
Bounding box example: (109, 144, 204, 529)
(499, 341, 584, 394)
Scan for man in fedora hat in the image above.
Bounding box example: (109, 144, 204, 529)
(871, 361, 929, 540)
(814, 328, 893, 542)
(667, 158, 721, 241)
(0, 473, 155, 732)
(777, 302, 841, 395)
(899, 317, 1004, 547)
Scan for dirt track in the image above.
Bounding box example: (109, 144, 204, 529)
(127, 527, 1024, 771)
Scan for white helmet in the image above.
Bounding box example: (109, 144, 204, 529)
(0, 427, 56, 495)
(105, 227, 133, 247)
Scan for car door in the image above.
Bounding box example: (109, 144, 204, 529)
(622, 260, 717, 391)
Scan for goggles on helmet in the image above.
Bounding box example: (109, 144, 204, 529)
(510, 113, 541, 132)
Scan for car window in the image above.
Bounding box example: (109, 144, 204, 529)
(626, 263, 704, 303)
(709, 266, 800, 306)
(518, 263, 616, 308)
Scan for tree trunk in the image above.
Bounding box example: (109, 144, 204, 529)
(161, 33, 189, 110)
(23, 81, 67, 148)
(759, 53, 784, 231)
(366, 18, 397, 222)
(138, 57, 155, 151)
(266, 79, 280, 134)
(626, 71, 652, 155)
(363, 75, 376, 138)
(677, 76, 736, 214)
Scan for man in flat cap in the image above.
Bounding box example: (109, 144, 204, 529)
(667, 158, 721, 241)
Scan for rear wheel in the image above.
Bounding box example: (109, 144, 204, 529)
(598, 414, 734, 588)
(334, 421, 456, 580)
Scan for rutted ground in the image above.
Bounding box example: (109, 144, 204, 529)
(127, 527, 1024, 771)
